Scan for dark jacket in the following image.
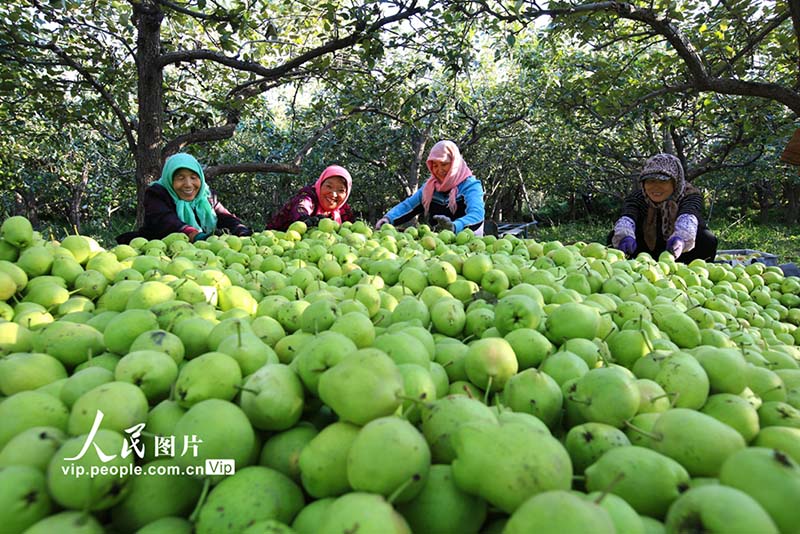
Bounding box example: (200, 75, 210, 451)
(117, 183, 250, 244)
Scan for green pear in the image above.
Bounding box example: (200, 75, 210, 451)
(96, 280, 141, 311)
(391, 296, 430, 327)
(758, 400, 800, 429)
(501, 368, 563, 429)
(32, 321, 105, 368)
(719, 447, 800, 534)
(172, 316, 215, 359)
(753, 426, 800, 464)
(396, 463, 487, 534)
(299, 297, 339, 333)
(701, 393, 760, 442)
(85, 309, 120, 333)
(318, 492, 411, 534)
(110, 457, 204, 532)
(291, 497, 335, 534)
(571, 366, 640, 428)
(68, 381, 149, 435)
(654, 311, 701, 349)
(330, 310, 375, 348)
(654, 351, 710, 409)
(240, 363, 304, 431)
(0, 391, 69, 448)
(23, 511, 104, 534)
(0, 426, 66, 471)
(585, 445, 690, 518)
(650, 408, 746, 477)
(565, 422, 631, 473)
(746, 364, 787, 402)
(49, 257, 84, 288)
(434, 339, 469, 382)
(59, 366, 115, 408)
(0, 321, 34, 354)
(85, 250, 123, 281)
(1, 215, 33, 248)
(539, 350, 590, 386)
(74, 352, 121, 374)
(47, 429, 134, 510)
(218, 285, 259, 316)
(173, 399, 256, 482)
(259, 423, 318, 483)
(140, 399, 186, 463)
(174, 351, 242, 407)
(115, 350, 179, 403)
(57, 295, 95, 316)
(545, 302, 600, 344)
(218, 331, 279, 376)
(206, 317, 255, 350)
(243, 311, 282, 342)
(691, 346, 748, 394)
(103, 309, 159, 355)
(373, 331, 430, 367)
(463, 337, 518, 393)
(452, 419, 572, 513)
(129, 329, 185, 364)
(583, 490, 645, 534)
(0, 352, 68, 395)
(420, 395, 498, 463)
(293, 331, 357, 395)
(504, 490, 615, 534)
(0, 465, 51, 533)
(72, 269, 108, 299)
(318, 348, 404, 425)
(636, 378, 672, 413)
(664, 484, 778, 534)
(396, 363, 438, 423)
(17, 246, 54, 278)
(463, 306, 495, 338)
(447, 379, 484, 399)
(347, 416, 430, 503)
(430, 298, 466, 337)
(298, 421, 360, 498)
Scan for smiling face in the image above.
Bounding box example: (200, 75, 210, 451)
(319, 176, 348, 212)
(172, 168, 202, 201)
(642, 178, 675, 203)
(430, 159, 452, 182)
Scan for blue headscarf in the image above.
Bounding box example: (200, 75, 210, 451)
(155, 153, 217, 233)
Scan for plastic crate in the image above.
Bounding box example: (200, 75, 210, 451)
(715, 249, 779, 267)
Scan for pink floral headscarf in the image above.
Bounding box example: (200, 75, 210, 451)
(421, 141, 473, 214)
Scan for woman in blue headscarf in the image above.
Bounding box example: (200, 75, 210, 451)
(117, 153, 251, 243)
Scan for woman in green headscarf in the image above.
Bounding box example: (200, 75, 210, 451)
(117, 153, 251, 244)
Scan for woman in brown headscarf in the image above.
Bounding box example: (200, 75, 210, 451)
(610, 153, 717, 262)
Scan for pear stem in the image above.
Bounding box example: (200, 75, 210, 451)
(483, 376, 493, 405)
(594, 472, 626, 504)
(189, 477, 212, 523)
(387, 474, 421, 505)
(623, 420, 662, 441)
(233, 385, 259, 395)
(236, 321, 242, 347)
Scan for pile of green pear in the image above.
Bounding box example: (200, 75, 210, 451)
(0, 212, 798, 534)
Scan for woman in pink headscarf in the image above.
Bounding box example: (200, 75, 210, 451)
(376, 140, 485, 235)
(266, 165, 354, 231)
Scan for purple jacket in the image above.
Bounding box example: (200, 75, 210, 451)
(266, 185, 354, 231)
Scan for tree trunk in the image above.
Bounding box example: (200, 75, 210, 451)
(407, 127, 431, 196)
(784, 178, 800, 224)
(68, 163, 91, 233)
(133, 2, 164, 227)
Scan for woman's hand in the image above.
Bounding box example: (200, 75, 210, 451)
(617, 236, 636, 256)
(432, 215, 454, 232)
(375, 217, 390, 229)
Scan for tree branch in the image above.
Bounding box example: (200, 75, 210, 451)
(204, 162, 301, 180)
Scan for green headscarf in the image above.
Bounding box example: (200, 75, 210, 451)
(155, 153, 217, 233)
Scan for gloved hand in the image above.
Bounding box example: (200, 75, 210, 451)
(617, 236, 637, 257)
(232, 224, 253, 237)
(666, 236, 685, 259)
(375, 217, 390, 229)
(193, 232, 211, 242)
(432, 214, 455, 232)
(303, 215, 323, 227)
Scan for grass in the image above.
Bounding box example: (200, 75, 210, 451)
(530, 219, 800, 264)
